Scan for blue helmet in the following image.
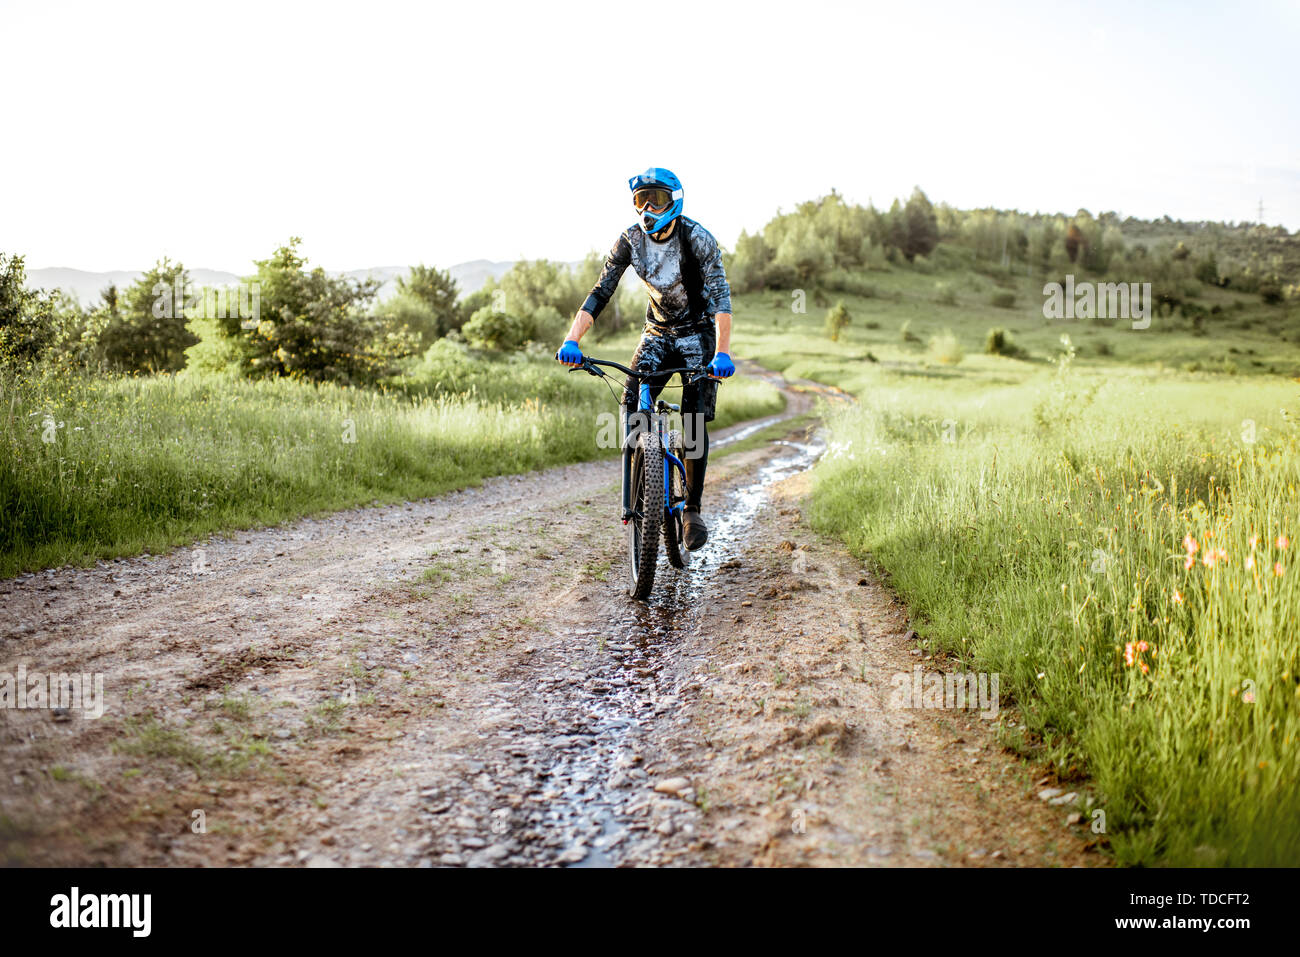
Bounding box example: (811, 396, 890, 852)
(629, 167, 683, 235)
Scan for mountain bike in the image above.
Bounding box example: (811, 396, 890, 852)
(570, 357, 714, 600)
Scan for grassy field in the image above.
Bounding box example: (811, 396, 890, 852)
(729, 267, 1300, 866)
(0, 343, 782, 575)
(736, 252, 1300, 383)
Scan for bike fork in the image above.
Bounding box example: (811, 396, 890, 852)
(621, 388, 655, 523)
(620, 409, 633, 521)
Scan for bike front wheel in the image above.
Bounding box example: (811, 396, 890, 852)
(627, 431, 663, 600)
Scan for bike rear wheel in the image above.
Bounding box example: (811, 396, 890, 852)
(627, 431, 663, 600)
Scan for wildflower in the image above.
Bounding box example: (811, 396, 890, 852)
(1172, 589, 1183, 604)
(1137, 640, 1149, 653)
(1246, 555, 1256, 570)
(1250, 535, 1259, 549)
(1140, 661, 1150, 675)
(1278, 535, 1290, 550)
(1184, 555, 1196, 570)
(1275, 562, 1284, 578)
(1242, 689, 1256, 704)
(1124, 643, 1136, 667)
(1183, 534, 1198, 555)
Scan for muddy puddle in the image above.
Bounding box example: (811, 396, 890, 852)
(546, 436, 825, 866)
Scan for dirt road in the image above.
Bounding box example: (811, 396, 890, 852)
(0, 371, 1098, 867)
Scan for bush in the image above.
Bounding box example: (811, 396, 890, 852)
(900, 319, 920, 343)
(1, 253, 61, 369)
(823, 269, 878, 298)
(990, 291, 1017, 309)
(926, 329, 964, 365)
(934, 282, 958, 306)
(984, 326, 1024, 357)
(824, 300, 851, 342)
(462, 307, 533, 351)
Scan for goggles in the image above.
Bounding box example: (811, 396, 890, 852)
(633, 187, 674, 212)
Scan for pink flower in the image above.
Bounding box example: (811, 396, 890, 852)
(1183, 535, 1198, 555)
(1275, 562, 1285, 578)
(1278, 535, 1290, 550)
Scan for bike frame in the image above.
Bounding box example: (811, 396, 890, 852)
(572, 358, 704, 522)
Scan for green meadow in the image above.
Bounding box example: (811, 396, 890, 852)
(727, 264, 1300, 866)
(0, 346, 782, 576)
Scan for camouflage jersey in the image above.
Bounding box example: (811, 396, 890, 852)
(581, 216, 732, 337)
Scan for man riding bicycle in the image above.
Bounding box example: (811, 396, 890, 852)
(555, 167, 735, 550)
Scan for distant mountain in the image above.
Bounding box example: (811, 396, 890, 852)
(24, 268, 242, 306)
(25, 260, 522, 306)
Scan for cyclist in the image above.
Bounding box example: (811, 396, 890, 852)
(556, 167, 734, 550)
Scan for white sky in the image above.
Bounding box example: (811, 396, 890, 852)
(4, 0, 1298, 272)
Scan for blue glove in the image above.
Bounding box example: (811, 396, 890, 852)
(707, 352, 735, 378)
(556, 339, 583, 366)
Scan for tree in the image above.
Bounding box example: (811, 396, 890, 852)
(0, 253, 59, 368)
(898, 188, 939, 261)
(387, 264, 462, 345)
(96, 258, 198, 373)
(218, 238, 410, 385)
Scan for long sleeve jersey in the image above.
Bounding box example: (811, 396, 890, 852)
(581, 217, 732, 334)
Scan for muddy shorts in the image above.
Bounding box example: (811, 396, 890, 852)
(621, 323, 718, 422)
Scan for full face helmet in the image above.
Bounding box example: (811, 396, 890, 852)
(629, 167, 684, 235)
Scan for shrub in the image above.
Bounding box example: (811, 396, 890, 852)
(990, 291, 1017, 309)
(462, 307, 533, 351)
(824, 299, 851, 342)
(900, 319, 920, 343)
(984, 326, 1024, 357)
(927, 329, 964, 365)
(0, 253, 62, 369)
(934, 282, 958, 306)
(823, 269, 878, 298)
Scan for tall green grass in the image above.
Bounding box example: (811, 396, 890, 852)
(808, 354, 1300, 865)
(0, 353, 782, 575)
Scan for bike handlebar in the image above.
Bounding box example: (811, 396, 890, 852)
(571, 357, 711, 383)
